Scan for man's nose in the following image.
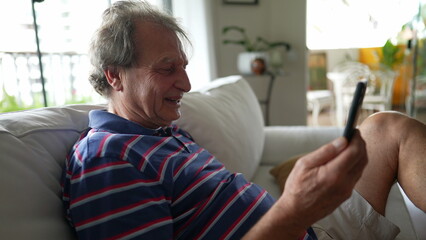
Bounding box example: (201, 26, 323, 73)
(176, 69, 191, 92)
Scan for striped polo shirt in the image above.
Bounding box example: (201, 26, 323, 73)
(62, 110, 316, 240)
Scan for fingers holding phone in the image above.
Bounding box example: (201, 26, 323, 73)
(343, 81, 367, 141)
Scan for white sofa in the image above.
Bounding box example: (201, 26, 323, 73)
(0, 75, 422, 239)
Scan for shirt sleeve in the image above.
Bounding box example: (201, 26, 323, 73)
(64, 157, 173, 240)
(299, 227, 318, 240)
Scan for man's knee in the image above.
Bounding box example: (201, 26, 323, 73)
(360, 111, 412, 138)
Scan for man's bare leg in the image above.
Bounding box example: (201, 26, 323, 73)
(355, 111, 426, 215)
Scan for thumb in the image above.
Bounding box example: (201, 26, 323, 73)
(301, 137, 348, 168)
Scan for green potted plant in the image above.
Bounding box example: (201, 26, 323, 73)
(380, 39, 404, 69)
(222, 25, 291, 75)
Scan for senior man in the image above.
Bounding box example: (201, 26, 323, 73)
(62, 1, 426, 239)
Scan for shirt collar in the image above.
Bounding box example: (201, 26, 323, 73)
(88, 109, 172, 136)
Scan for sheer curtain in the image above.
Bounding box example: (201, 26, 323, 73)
(172, 0, 217, 90)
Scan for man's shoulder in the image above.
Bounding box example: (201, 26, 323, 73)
(71, 128, 183, 162)
(74, 129, 143, 157)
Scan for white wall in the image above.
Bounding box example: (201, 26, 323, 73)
(173, 0, 217, 90)
(212, 0, 308, 125)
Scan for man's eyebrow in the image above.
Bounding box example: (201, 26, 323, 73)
(161, 55, 173, 61)
(154, 56, 175, 64)
(156, 55, 187, 65)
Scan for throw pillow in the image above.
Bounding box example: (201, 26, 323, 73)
(175, 76, 265, 180)
(269, 153, 306, 191)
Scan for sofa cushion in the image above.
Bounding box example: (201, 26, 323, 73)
(0, 105, 104, 240)
(175, 75, 265, 180)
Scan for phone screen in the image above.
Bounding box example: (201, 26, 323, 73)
(343, 81, 367, 141)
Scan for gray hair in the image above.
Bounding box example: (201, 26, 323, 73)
(88, 0, 190, 97)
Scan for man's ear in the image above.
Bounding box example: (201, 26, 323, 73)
(104, 66, 123, 91)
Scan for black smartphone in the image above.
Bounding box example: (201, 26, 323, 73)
(343, 81, 367, 141)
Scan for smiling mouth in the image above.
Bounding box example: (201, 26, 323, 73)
(165, 97, 181, 104)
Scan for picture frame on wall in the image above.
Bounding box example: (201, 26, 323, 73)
(223, 0, 258, 5)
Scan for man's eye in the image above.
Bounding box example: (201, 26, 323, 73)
(159, 67, 174, 74)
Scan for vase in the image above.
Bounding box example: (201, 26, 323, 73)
(237, 52, 270, 75)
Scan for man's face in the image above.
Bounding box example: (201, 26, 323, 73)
(114, 21, 191, 129)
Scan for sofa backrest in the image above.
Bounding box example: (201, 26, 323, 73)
(0, 105, 104, 239)
(0, 76, 265, 239)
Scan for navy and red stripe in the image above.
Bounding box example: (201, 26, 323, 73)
(62, 110, 316, 239)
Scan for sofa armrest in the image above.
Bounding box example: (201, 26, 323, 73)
(261, 126, 343, 166)
(259, 125, 421, 239)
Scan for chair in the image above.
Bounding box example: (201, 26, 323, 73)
(307, 89, 334, 126)
(362, 68, 396, 113)
(327, 61, 371, 126)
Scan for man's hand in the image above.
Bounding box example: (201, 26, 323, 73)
(243, 130, 367, 239)
(280, 129, 367, 229)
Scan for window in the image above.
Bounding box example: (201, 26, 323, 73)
(307, 0, 420, 50)
(0, 0, 165, 112)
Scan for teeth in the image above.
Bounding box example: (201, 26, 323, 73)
(167, 98, 180, 103)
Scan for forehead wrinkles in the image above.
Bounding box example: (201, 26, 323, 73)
(145, 42, 188, 68)
(133, 28, 186, 67)
(154, 32, 187, 64)
(156, 52, 187, 66)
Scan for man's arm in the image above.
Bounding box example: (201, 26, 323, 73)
(243, 131, 367, 239)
